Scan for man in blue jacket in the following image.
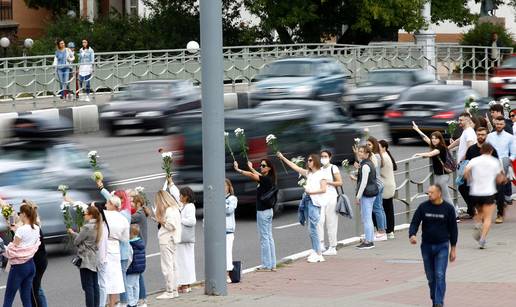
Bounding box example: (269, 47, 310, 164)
(409, 185, 458, 307)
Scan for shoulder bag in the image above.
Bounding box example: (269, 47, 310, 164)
(259, 184, 278, 209)
(179, 206, 195, 244)
(331, 165, 353, 219)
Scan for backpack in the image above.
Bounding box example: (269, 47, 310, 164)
(438, 149, 456, 174)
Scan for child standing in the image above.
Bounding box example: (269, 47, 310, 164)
(225, 179, 238, 275)
(126, 224, 146, 307)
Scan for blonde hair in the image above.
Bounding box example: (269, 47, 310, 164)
(155, 190, 179, 223)
(225, 178, 234, 195)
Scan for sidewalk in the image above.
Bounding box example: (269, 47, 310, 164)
(148, 205, 516, 307)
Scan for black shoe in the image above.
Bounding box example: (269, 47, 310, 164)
(356, 242, 375, 250)
(433, 304, 443, 307)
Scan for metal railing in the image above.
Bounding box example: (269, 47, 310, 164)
(0, 43, 512, 103)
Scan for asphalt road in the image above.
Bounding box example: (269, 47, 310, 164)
(0, 122, 440, 307)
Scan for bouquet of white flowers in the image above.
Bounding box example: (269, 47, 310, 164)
(234, 128, 249, 161)
(73, 201, 89, 231)
(341, 159, 352, 173)
(500, 98, 511, 112)
(158, 148, 174, 178)
(446, 120, 458, 137)
(88, 151, 104, 181)
(58, 185, 69, 196)
(224, 131, 236, 162)
(60, 202, 73, 231)
(135, 186, 149, 205)
(266, 134, 287, 173)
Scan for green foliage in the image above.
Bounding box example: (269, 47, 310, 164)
(24, 0, 79, 15)
(460, 22, 514, 47)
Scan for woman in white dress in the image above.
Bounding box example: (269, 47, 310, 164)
(176, 187, 197, 293)
(102, 195, 130, 307)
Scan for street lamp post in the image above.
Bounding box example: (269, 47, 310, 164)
(23, 38, 33, 58)
(0, 37, 10, 58)
(199, 0, 227, 296)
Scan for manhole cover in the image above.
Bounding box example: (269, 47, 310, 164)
(385, 259, 422, 264)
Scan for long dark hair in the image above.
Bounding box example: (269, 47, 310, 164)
(379, 140, 397, 171)
(94, 202, 110, 237)
(81, 38, 90, 50)
(261, 158, 277, 184)
(367, 136, 383, 167)
(307, 153, 322, 172)
(430, 131, 447, 152)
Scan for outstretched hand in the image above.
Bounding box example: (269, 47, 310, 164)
(276, 151, 284, 160)
(233, 161, 239, 171)
(412, 121, 419, 131)
(247, 161, 254, 170)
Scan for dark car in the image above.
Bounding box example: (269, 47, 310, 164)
(99, 80, 201, 135)
(489, 54, 516, 100)
(385, 84, 485, 144)
(0, 117, 112, 244)
(249, 58, 349, 106)
(169, 99, 361, 214)
(344, 68, 435, 120)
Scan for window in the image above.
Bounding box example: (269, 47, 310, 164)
(129, 0, 138, 16)
(0, 0, 12, 21)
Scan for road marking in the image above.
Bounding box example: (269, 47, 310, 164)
(133, 137, 163, 142)
(274, 222, 300, 230)
(359, 123, 383, 129)
(110, 173, 167, 186)
(0, 286, 4, 290)
(146, 252, 160, 258)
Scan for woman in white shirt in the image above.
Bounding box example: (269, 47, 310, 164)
(277, 152, 327, 263)
(155, 190, 182, 300)
(78, 39, 94, 101)
(3, 204, 41, 307)
(379, 140, 397, 239)
(176, 187, 196, 293)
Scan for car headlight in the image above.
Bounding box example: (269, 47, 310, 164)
(489, 77, 504, 84)
(379, 94, 400, 101)
(135, 111, 164, 117)
(100, 111, 121, 118)
(290, 85, 313, 96)
(343, 95, 357, 102)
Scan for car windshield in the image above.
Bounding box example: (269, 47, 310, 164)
(403, 89, 460, 102)
(259, 61, 315, 77)
(361, 71, 413, 86)
(127, 83, 173, 100)
(501, 57, 516, 68)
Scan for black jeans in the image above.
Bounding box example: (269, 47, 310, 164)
(458, 183, 475, 217)
(382, 198, 395, 234)
(31, 258, 47, 307)
(496, 184, 505, 217)
(80, 268, 99, 307)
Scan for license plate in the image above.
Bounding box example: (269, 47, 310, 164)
(503, 84, 516, 89)
(404, 111, 432, 117)
(115, 119, 142, 125)
(356, 102, 383, 109)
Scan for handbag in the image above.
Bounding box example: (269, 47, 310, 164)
(331, 165, 353, 219)
(437, 149, 456, 174)
(71, 255, 82, 268)
(179, 207, 196, 244)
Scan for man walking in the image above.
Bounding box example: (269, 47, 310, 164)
(486, 116, 515, 223)
(464, 143, 504, 249)
(409, 185, 458, 307)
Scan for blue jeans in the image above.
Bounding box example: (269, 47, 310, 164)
(80, 268, 99, 307)
(38, 288, 48, 307)
(126, 274, 140, 307)
(3, 259, 36, 307)
(119, 259, 129, 303)
(79, 74, 91, 95)
(256, 209, 276, 269)
(421, 242, 449, 305)
(360, 196, 375, 242)
(372, 185, 387, 232)
(57, 68, 70, 98)
(138, 273, 146, 300)
(307, 201, 321, 253)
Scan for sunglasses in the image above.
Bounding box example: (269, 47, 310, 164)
(307, 159, 313, 162)
(511, 114, 516, 118)
(260, 164, 268, 168)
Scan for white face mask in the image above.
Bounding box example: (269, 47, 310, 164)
(320, 157, 330, 166)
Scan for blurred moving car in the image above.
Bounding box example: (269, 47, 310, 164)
(169, 99, 361, 214)
(344, 68, 435, 120)
(249, 57, 349, 106)
(0, 116, 112, 243)
(384, 84, 485, 144)
(489, 54, 516, 100)
(99, 80, 201, 135)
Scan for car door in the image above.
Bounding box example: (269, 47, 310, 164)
(319, 61, 346, 100)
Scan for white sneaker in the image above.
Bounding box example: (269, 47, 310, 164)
(85, 95, 91, 102)
(156, 292, 177, 300)
(307, 254, 325, 263)
(374, 233, 388, 242)
(138, 304, 148, 307)
(387, 232, 395, 240)
(322, 247, 337, 256)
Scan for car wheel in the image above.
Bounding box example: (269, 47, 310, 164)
(273, 190, 285, 216)
(107, 126, 117, 137)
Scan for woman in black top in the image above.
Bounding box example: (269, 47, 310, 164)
(412, 124, 454, 206)
(234, 159, 277, 271)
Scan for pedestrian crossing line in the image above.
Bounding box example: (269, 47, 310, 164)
(274, 222, 301, 230)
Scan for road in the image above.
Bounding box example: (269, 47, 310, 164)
(0, 122, 438, 306)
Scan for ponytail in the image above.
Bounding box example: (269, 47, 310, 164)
(87, 205, 103, 244)
(379, 140, 397, 171)
(19, 203, 37, 229)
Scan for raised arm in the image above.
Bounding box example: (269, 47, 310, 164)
(412, 121, 431, 145)
(247, 161, 262, 177)
(234, 161, 260, 182)
(276, 152, 308, 177)
(413, 149, 440, 158)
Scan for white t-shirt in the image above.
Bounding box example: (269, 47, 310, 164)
(15, 224, 40, 248)
(468, 155, 502, 196)
(306, 169, 327, 207)
(321, 164, 339, 199)
(458, 127, 476, 162)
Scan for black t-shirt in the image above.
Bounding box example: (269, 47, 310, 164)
(465, 144, 499, 161)
(431, 148, 448, 175)
(256, 174, 274, 211)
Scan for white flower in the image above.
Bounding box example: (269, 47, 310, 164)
(224, 131, 229, 137)
(58, 185, 68, 191)
(342, 159, 349, 167)
(468, 94, 475, 101)
(363, 127, 369, 133)
(354, 138, 360, 144)
(265, 134, 276, 144)
(291, 156, 305, 165)
(446, 120, 457, 125)
(161, 152, 173, 158)
(234, 128, 244, 136)
(88, 151, 97, 158)
(298, 178, 307, 187)
(73, 201, 89, 212)
(500, 98, 510, 105)
(489, 100, 497, 106)
(469, 102, 479, 108)
(135, 186, 144, 193)
(60, 202, 70, 211)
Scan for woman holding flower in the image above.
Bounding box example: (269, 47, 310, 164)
(234, 159, 278, 270)
(277, 152, 327, 263)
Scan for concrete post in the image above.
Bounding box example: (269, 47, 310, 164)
(200, 0, 227, 296)
(414, 1, 436, 75)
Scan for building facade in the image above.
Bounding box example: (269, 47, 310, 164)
(0, 0, 52, 39)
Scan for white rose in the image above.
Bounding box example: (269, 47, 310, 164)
(88, 150, 97, 158)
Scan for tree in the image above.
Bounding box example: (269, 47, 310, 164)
(24, 0, 79, 15)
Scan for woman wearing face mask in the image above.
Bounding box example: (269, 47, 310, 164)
(318, 150, 343, 256)
(277, 152, 327, 263)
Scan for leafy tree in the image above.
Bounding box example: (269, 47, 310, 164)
(24, 0, 79, 15)
(461, 21, 513, 47)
